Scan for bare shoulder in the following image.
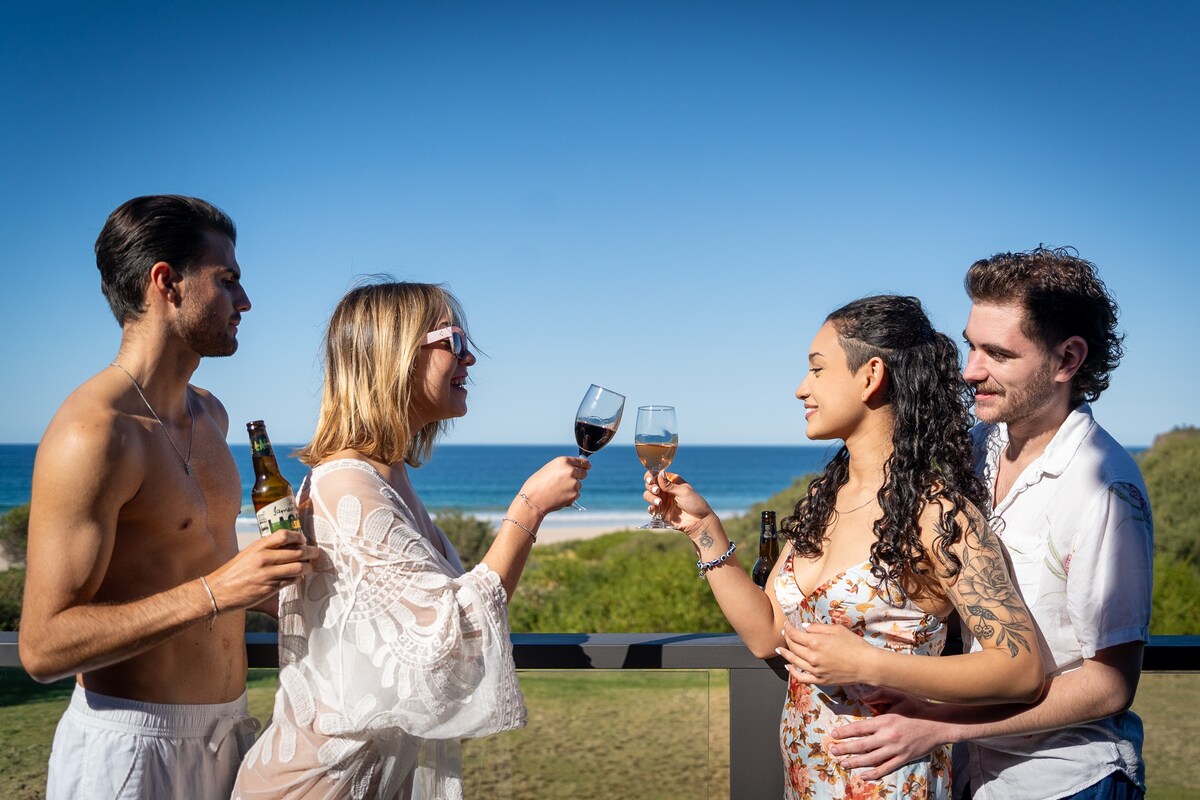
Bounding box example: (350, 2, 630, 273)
(187, 384, 229, 435)
(35, 373, 148, 503)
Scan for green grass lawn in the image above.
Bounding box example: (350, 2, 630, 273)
(462, 670, 728, 799)
(3, 667, 1196, 799)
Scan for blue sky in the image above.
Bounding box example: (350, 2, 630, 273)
(1, 2, 1196, 447)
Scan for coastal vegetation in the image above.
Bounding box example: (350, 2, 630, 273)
(0, 502, 28, 566)
(0, 432, 1198, 797)
(2, 428, 1199, 634)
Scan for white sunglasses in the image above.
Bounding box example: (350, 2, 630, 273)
(422, 326, 470, 360)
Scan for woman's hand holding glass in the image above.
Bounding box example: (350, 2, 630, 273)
(641, 471, 718, 543)
(520, 456, 592, 515)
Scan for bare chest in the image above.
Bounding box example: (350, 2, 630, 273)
(100, 436, 242, 599)
(992, 454, 1036, 507)
(790, 516, 878, 597)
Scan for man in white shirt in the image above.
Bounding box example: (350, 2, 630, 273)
(829, 247, 1153, 799)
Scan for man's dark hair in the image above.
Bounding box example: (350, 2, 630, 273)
(965, 246, 1124, 406)
(95, 195, 237, 325)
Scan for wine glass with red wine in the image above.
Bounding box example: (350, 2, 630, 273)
(635, 405, 678, 529)
(572, 384, 626, 511)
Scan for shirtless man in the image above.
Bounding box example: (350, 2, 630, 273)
(20, 195, 318, 799)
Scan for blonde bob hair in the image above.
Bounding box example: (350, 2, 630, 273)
(296, 280, 468, 468)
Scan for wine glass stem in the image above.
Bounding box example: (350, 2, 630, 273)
(649, 469, 663, 523)
(572, 451, 591, 511)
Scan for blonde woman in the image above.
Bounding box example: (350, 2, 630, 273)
(233, 281, 588, 799)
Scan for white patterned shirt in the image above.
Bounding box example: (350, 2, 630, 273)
(233, 459, 526, 800)
(966, 405, 1153, 799)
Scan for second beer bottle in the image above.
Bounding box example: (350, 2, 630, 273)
(246, 420, 303, 538)
(751, 510, 780, 589)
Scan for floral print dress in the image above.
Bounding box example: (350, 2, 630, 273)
(776, 550, 951, 799)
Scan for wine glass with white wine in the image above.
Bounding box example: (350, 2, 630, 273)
(635, 405, 678, 529)
(571, 384, 625, 511)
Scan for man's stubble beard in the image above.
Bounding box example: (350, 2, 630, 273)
(175, 306, 239, 358)
(973, 358, 1058, 427)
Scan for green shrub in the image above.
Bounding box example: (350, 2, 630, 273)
(434, 510, 495, 570)
(1150, 553, 1200, 635)
(0, 569, 24, 631)
(510, 531, 735, 633)
(0, 504, 29, 566)
(721, 476, 814, 547)
(1138, 427, 1200, 635)
(1140, 427, 1200, 566)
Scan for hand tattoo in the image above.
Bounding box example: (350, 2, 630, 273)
(698, 530, 714, 550)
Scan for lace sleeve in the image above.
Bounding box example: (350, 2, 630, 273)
(280, 462, 526, 743)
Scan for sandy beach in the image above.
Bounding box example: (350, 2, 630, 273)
(235, 518, 629, 552)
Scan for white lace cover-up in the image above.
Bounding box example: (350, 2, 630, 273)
(233, 459, 526, 800)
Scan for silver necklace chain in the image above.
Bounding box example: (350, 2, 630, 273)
(834, 495, 875, 514)
(111, 362, 195, 476)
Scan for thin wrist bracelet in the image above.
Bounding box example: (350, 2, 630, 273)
(198, 576, 220, 630)
(518, 493, 545, 519)
(697, 540, 737, 579)
(502, 516, 538, 542)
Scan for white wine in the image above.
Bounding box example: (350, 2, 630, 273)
(635, 438, 678, 473)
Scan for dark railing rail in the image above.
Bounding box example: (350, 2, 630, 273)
(3, 632, 1197, 799)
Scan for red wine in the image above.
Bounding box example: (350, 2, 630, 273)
(635, 440, 677, 473)
(575, 419, 617, 455)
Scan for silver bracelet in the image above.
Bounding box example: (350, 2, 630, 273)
(518, 493, 545, 519)
(502, 516, 538, 542)
(198, 576, 220, 630)
(697, 540, 737, 579)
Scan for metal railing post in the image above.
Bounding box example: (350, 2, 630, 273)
(729, 664, 788, 799)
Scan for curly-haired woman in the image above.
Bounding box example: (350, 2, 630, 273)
(644, 295, 1044, 798)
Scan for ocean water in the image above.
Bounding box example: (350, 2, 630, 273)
(0, 443, 836, 530)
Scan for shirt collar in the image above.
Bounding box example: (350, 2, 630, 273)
(989, 403, 1095, 481)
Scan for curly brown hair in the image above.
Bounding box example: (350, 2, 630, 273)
(965, 246, 1124, 407)
(781, 296, 989, 602)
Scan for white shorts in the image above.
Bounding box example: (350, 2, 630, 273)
(46, 684, 260, 800)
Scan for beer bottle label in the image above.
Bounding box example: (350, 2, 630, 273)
(255, 495, 302, 537)
(250, 433, 274, 458)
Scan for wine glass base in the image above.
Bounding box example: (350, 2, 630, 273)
(638, 519, 676, 530)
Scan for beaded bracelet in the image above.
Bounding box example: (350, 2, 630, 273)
(697, 540, 737, 579)
(503, 516, 538, 542)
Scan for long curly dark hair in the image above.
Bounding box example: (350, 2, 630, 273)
(781, 295, 988, 601)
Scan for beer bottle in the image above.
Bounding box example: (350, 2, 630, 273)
(751, 510, 780, 589)
(246, 420, 303, 538)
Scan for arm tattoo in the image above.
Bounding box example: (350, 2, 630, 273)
(698, 530, 714, 550)
(952, 523, 1035, 658)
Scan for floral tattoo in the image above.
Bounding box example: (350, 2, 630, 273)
(953, 523, 1035, 658)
